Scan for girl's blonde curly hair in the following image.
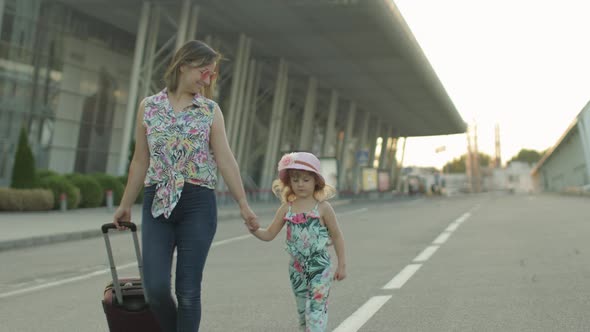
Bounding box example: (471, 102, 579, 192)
(272, 169, 336, 203)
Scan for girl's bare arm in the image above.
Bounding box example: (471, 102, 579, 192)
(251, 204, 289, 241)
(321, 202, 347, 269)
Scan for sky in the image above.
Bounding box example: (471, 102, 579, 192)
(392, 0, 590, 169)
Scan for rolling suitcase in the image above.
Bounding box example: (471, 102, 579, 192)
(101, 221, 161, 332)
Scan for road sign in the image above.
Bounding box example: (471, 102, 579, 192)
(356, 150, 369, 166)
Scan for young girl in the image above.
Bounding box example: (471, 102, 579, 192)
(251, 152, 347, 332)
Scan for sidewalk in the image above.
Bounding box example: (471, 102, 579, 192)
(0, 199, 352, 252)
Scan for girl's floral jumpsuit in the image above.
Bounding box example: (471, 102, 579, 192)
(284, 202, 332, 332)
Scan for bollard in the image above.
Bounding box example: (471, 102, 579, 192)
(60, 193, 67, 211)
(106, 190, 114, 211)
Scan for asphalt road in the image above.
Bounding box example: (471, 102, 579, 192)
(1, 193, 589, 332)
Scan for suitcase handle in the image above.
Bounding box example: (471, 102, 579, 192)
(102, 221, 137, 233)
(101, 222, 146, 305)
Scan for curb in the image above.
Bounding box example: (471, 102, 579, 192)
(0, 229, 104, 252)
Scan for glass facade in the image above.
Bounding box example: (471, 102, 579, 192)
(0, 0, 135, 185)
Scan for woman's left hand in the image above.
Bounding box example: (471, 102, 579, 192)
(241, 205, 259, 231)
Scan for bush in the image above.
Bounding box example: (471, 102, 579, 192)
(0, 188, 54, 211)
(91, 173, 124, 206)
(67, 174, 103, 208)
(11, 127, 36, 189)
(35, 169, 59, 185)
(38, 175, 81, 209)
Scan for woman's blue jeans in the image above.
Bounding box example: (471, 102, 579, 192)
(141, 183, 217, 332)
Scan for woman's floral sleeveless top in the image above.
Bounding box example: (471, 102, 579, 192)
(143, 89, 217, 218)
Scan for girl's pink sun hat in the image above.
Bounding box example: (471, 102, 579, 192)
(277, 152, 325, 184)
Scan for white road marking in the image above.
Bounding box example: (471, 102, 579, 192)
(0, 205, 372, 299)
(413, 245, 439, 263)
(455, 212, 471, 224)
(0, 233, 255, 299)
(332, 295, 392, 332)
(336, 207, 478, 329)
(433, 231, 451, 245)
(445, 212, 471, 232)
(0, 269, 108, 299)
(382, 264, 422, 290)
(445, 222, 460, 232)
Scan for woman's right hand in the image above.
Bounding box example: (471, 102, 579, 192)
(113, 206, 132, 230)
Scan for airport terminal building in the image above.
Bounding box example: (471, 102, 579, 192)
(532, 101, 590, 192)
(0, 0, 465, 192)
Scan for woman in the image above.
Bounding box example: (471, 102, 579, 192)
(113, 40, 259, 332)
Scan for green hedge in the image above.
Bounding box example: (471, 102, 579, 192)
(35, 169, 59, 184)
(67, 174, 103, 208)
(91, 173, 124, 206)
(38, 175, 81, 209)
(0, 188, 54, 211)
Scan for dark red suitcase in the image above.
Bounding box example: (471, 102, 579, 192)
(101, 222, 160, 332)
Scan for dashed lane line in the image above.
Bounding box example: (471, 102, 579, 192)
(332, 209, 475, 331)
(382, 264, 422, 290)
(413, 245, 439, 263)
(332, 295, 393, 332)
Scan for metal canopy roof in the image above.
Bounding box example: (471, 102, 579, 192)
(61, 0, 466, 137)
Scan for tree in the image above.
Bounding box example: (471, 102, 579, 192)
(443, 155, 466, 173)
(443, 152, 492, 174)
(11, 127, 37, 189)
(508, 149, 543, 165)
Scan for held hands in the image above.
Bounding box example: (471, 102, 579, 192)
(240, 204, 260, 232)
(334, 264, 346, 281)
(113, 206, 132, 230)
